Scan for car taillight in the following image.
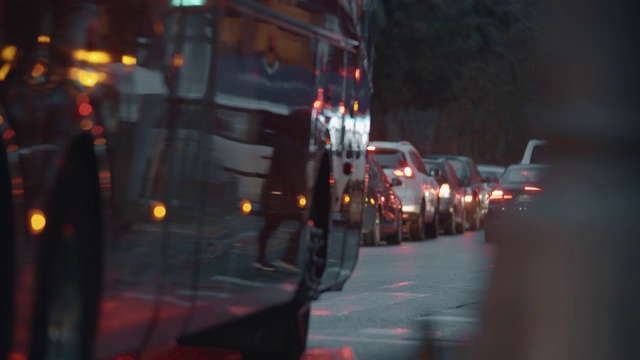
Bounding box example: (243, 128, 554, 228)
(439, 183, 451, 198)
(489, 189, 513, 201)
(393, 166, 414, 178)
(525, 186, 541, 191)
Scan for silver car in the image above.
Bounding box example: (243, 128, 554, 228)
(367, 141, 440, 240)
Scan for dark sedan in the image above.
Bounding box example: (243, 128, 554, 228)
(425, 155, 485, 230)
(361, 158, 404, 246)
(422, 158, 465, 235)
(484, 164, 549, 243)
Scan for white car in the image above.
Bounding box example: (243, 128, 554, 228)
(521, 139, 549, 164)
(367, 141, 440, 240)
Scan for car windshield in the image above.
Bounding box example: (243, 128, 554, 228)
(422, 161, 438, 172)
(423, 161, 447, 183)
(445, 159, 469, 182)
(370, 150, 407, 169)
(479, 169, 503, 181)
(500, 167, 548, 185)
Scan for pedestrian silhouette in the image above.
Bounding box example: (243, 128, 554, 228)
(255, 130, 306, 271)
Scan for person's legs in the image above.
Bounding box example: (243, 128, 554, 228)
(275, 223, 302, 271)
(255, 216, 281, 270)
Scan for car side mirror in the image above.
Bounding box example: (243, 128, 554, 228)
(428, 168, 441, 178)
(390, 178, 402, 187)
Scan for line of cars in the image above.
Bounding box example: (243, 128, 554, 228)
(360, 138, 551, 246)
(361, 141, 493, 245)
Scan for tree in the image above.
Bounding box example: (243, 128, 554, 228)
(371, 0, 540, 164)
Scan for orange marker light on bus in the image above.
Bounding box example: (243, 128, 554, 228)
(240, 199, 252, 215)
(297, 195, 307, 209)
(150, 201, 166, 221)
(28, 209, 46, 235)
(1, 46, 17, 61)
(122, 55, 137, 66)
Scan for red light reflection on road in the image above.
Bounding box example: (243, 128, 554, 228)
(311, 309, 332, 316)
(302, 346, 357, 360)
(384, 281, 412, 288)
(393, 328, 411, 334)
(127, 346, 357, 360)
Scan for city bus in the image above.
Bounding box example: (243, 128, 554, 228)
(0, 0, 383, 359)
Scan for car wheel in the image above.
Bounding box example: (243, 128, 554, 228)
(386, 211, 403, 245)
(363, 209, 381, 246)
(409, 204, 425, 240)
(424, 211, 439, 239)
(30, 136, 101, 360)
(455, 208, 465, 234)
(469, 202, 481, 231)
(444, 209, 456, 235)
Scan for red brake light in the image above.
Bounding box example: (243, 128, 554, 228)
(525, 186, 541, 191)
(403, 167, 413, 178)
(489, 189, 513, 201)
(439, 183, 451, 198)
(367, 145, 376, 152)
(393, 167, 414, 178)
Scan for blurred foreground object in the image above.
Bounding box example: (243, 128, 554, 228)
(474, 0, 640, 359)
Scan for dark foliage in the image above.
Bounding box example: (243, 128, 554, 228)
(372, 0, 541, 165)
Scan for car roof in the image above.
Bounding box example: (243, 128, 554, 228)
(422, 158, 445, 163)
(477, 164, 506, 172)
(425, 154, 471, 161)
(504, 163, 549, 171)
(368, 141, 418, 153)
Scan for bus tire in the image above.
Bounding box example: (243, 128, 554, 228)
(30, 134, 102, 360)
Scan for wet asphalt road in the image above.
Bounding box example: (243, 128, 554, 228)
(306, 229, 495, 360)
(134, 229, 495, 360)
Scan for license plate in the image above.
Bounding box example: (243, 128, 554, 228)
(517, 195, 533, 202)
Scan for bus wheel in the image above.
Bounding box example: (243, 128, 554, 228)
(30, 135, 101, 360)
